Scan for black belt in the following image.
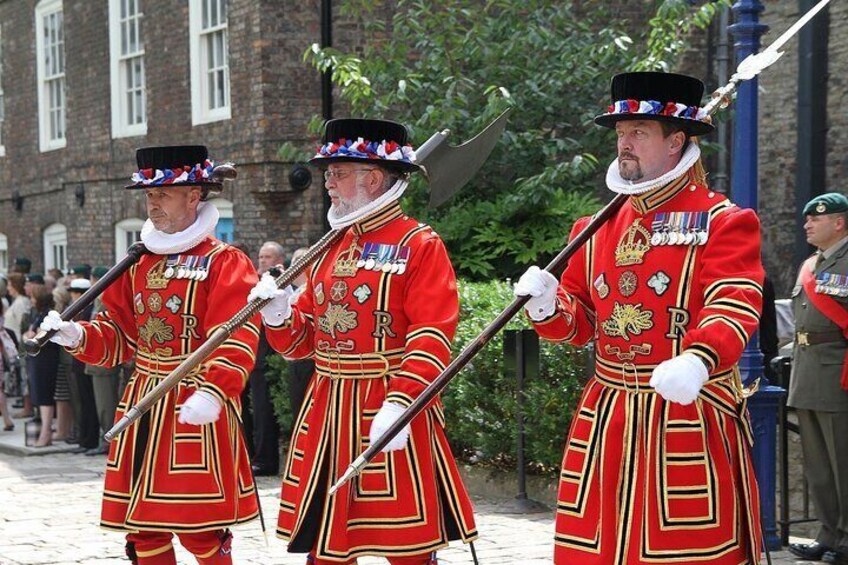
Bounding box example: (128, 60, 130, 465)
(796, 330, 846, 347)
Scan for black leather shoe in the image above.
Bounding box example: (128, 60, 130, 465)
(251, 464, 278, 477)
(823, 549, 848, 565)
(789, 541, 832, 560)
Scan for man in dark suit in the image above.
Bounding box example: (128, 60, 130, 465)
(788, 193, 848, 565)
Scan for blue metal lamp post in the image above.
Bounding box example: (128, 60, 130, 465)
(729, 0, 785, 552)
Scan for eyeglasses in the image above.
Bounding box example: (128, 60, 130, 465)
(323, 168, 377, 181)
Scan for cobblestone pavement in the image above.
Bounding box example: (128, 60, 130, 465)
(0, 447, 816, 564)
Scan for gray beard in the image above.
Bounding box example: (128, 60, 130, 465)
(619, 163, 644, 182)
(328, 191, 373, 220)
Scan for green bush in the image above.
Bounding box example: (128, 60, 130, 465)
(266, 278, 588, 474)
(444, 279, 587, 473)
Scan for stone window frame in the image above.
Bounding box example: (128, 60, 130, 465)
(108, 0, 147, 138)
(35, 0, 66, 152)
(208, 197, 234, 242)
(43, 223, 68, 273)
(189, 0, 231, 125)
(114, 217, 144, 262)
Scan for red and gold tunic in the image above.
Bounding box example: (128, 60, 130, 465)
(532, 171, 764, 565)
(266, 201, 478, 561)
(69, 237, 261, 533)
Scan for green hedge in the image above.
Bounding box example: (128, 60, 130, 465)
(267, 278, 588, 473)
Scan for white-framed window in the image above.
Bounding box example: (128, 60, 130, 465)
(114, 218, 144, 261)
(109, 0, 146, 138)
(189, 0, 230, 125)
(0, 26, 6, 157)
(43, 223, 68, 273)
(35, 0, 66, 152)
(208, 197, 233, 242)
(0, 234, 7, 274)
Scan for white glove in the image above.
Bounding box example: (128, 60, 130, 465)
(248, 273, 294, 327)
(40, 310, 83, 348)
(514, 266, 559, 321)
(649, 353, 709, 405)
(178, 390, 223, 425)
(369, 401, 411, 453)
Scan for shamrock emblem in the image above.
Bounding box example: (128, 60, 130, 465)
(647, 271, 671, 296)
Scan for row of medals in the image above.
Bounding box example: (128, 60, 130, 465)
(355, 243, 410, 275)
(650, 212, 710, 246)
(650, 228, 708, 246)
(816, 273, 848, 297)
(163, 264, 209, 281)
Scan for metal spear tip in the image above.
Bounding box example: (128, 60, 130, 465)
(328, 465, 359, 496)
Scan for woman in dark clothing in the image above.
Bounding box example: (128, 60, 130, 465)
(24, 286, 59, 447)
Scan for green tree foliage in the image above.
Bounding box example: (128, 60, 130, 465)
(305, 0, 724, 279)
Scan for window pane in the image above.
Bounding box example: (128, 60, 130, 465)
(220, 0, 227, 23)
(202, 0, 208, 29)
(121, 0, 127, 20)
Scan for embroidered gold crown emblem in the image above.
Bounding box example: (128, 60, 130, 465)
(146, 259, 169, 290)
(615, 220, 652, 266)
(332, 239, 362, 278)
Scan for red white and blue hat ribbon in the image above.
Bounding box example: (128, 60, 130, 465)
(603, 99, 709, 123)
(315, 137, 416, 165)
(130, 160, 217, 186)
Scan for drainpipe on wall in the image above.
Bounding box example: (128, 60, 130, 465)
(713, 5, 732, 195)
(794, 0, 829, 267)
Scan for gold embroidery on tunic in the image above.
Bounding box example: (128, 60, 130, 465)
(148, 292, 163, 313)
(139, 316, 175, 345)
(318, 303, 359, 338)
(601, 302, 653, 341)
(146, 259, 169, 290)
(333, 237, 361, 278)
(615, 220, 652, 266)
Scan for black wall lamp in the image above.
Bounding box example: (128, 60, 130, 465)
(10, 190, 22, 211)
(74, 183, 85, 207)
(288, 163, 313, 192)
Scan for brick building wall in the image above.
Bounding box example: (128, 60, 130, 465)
(0, 0, 844, 294)
(0, 0, 330, 273)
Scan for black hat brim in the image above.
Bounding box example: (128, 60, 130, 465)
(594, 113, 714, 137)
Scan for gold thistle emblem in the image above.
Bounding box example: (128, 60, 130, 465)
(601, 302, 654, 341)
(139, 316, 175, 345)
(146, 259, 169, 290)
(615, 220, 652, 266)
(318, 303, 358, 338)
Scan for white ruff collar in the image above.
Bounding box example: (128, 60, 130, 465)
(328, 179, 409, 230)
(140, 201, 219, 254)
(605, 143, 701, 195)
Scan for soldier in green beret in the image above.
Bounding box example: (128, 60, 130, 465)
(788, 192, 848, 564)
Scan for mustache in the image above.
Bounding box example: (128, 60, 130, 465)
(619, 153, 638, 161)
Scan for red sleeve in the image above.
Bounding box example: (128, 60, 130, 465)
(682, 207, 765, 372)
(530, 216, 596, 346)
(68, 265, 138, 367)
(197, 248, 261, 403)
(264, 265, 316, 361)
(385, 234, 459, 407)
